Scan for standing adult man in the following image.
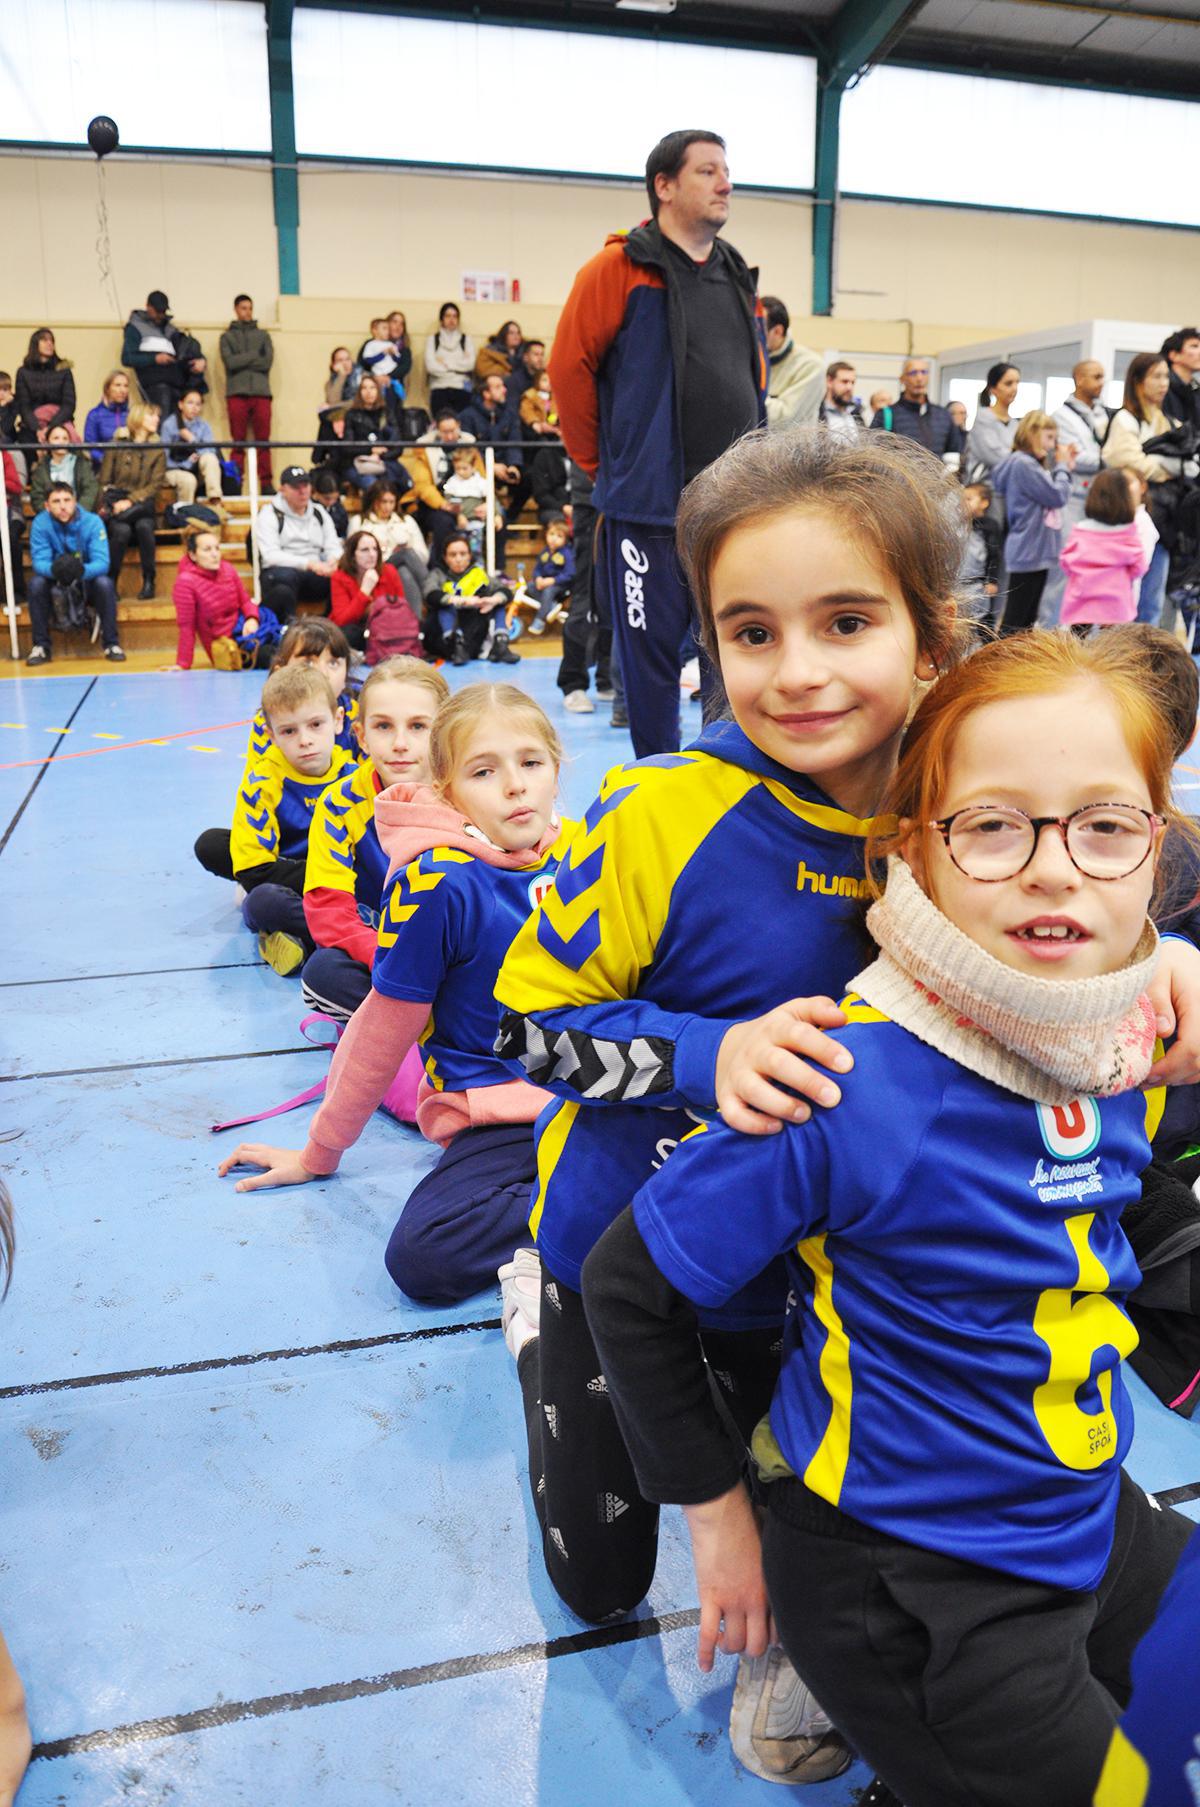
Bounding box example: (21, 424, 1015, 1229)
(1161, 327, 1200, 432)
(1041, 358, 1110, 625)
(220, 294, 275, 494)
(551, 128, 766, 756)
(762, 297, 821, 429)
(870, 358, 963, 460)
(817, 361, 866, 441)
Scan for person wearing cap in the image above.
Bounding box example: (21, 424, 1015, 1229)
(122, 290, 207, 418)
(255, 467, 343, 622)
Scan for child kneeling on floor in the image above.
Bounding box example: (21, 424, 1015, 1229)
(300, 657, 450, 1020)
(218, 683, 577, 1306)
(229, 663, 356, 973)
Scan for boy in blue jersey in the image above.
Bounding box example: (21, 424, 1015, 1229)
(583, 632, 1196, 1807)
(229, 664, 356, 975)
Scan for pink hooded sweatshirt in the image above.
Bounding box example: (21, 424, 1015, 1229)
(1058, 519, 1149, 627)
(302, 782, 558, 1174)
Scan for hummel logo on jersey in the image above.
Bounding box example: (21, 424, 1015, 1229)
(549, 1526, 569, 1560)
(544, 1282, 563, 1312)
(586, 1374, 608, 1396)
(543, 1402, 560, 1440)
(536, 1474, 546, 1497)
(598, 1492, 630, 1524)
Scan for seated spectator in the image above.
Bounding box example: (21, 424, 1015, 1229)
(3, 450, 24, 598)
(30, 425, 99, 514)
(871, 358, 963, 460)
(519, 369, 559, 441)
(15, 329, 76, 444)
(817, 361, 866, 440)
(325, 347, 357, 410)
(762, 297, 821, 428)
(403, 411, 480, 561)
(312, 406, 353, 486)
(311, 467, 350, 540)
(442, 445, 501, 562)
(344, 375, 403, 487)
(84, 370, 130, 468)
(161, 389, 224, 508)
(530, 442, 570, 523)
(168, 524, 266, 672)
(474, 320, 523, 385)
(123, 290, 206, 417)
(347, 479, 427, 566)
(331, 529, 412, 653)
(526, 516, 574, 636)
(1102, 351, 1176, 628)
(220, 293, 275, 493)
(25, 483, 123, 666)
(424, 531, 518, 666)
(424, 304, 476, 417)
(255, 465, 342, 622)
(0, 372, 17, 447)
(460, 375, 524, 513)
(506, 340, 546, 408)
(98, 401, 166, 600)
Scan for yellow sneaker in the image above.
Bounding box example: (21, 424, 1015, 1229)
(257, 931, 305, 977)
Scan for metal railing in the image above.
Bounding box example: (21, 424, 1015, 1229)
(1, 434, 561, 659)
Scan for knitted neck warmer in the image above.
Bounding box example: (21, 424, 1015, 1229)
(850, 857, 1160, 1104)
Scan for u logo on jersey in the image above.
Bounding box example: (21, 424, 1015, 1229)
(528, 872, 556, 910)
(1036, 1097, 1101, 1160)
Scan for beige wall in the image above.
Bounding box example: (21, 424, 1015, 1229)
(1, 152, 1196, 460)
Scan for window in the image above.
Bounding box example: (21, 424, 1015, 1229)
(0, 0, 270, 153)
(841, 66, 1200, 229)
(292, 10, 816, 190)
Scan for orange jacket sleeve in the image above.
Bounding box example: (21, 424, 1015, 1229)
(548, 242, 636, 478)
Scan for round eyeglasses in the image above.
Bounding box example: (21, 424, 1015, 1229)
(930, 804, 1163, 883)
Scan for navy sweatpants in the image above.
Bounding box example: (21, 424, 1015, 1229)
(384, 1121, 538, 1305)
(599, 516, 714, 758)
(242, 883, 313, 949)
(301, 946, 373, 1022)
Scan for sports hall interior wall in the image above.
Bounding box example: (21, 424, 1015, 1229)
(3, 153, 1200, 445)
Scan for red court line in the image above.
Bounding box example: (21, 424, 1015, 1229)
(0, 717, 252, 772)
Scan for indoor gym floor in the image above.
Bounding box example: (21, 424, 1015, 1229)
(0, 664, 1196, 1807)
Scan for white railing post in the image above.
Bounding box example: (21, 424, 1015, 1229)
(484, 446, 496, 578)
(247, 445, 262, 611)
(0, 488, 17, 660)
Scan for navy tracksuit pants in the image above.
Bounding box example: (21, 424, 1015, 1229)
(384, 1121, 538, 1305)
(599, 516, 716, 758)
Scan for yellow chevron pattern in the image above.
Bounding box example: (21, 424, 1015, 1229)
(376, 848, 476, 949)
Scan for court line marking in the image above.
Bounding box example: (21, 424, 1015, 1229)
(0, 678, 97, 860)
(0, 1318, 502, 1400)
(0, 714, 251, 772)
(0, 961, 264, 990)
(0, 1046, 316, 1085)
(30, 1608, 703, 1761)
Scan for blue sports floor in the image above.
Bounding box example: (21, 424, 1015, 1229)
(0, 664, 1197, 1806)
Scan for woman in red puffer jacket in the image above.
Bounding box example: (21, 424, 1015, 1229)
(168, 525, 257, 670)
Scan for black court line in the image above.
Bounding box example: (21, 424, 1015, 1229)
(1154, 1478, 1200, 1507)
(0, 677, 97, 859)
(0, 1045, 315, 1085)
(0, 960, 264, 989)
(0, 1317, 503, 1399)
(31, 1608, 702, 1760)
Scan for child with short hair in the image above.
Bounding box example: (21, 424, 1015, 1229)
(1059, 468, 1150, 633)
(424, 531, 518, 667)
(956, 478, 1001, 626)
(525, 516, 575, 636)
(301, 657, 450, 1020)
(582, 629, 1195, 1806)
(219, 684, 579, 1306)
(231, 664, 357, 975)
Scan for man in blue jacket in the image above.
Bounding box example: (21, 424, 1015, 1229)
(26, 484, 123, 667)
(550, 129, 767, 757)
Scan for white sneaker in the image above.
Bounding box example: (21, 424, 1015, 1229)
(563, 690, 595, 714)
(729, 1648, 850, 1784)
(498, 1247, 542, 1359)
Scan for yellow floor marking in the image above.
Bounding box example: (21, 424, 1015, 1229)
(189, 746, 220, 754)
(45, 727, 72, 734)
(0, 723, 24, 730)
(92, 731, 122, 740)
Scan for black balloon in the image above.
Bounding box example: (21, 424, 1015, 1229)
(87, 116, 119, 159)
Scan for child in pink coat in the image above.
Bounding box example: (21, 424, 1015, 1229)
(1059, 468, 1150, 631)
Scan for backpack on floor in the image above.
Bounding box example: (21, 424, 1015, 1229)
(210, 1014, 423, 1134)
(365, 588, 422, 663)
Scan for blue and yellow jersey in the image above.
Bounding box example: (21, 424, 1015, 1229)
(304, 758, 388, 915)
(243, 684, 362, 772)
(633, 1003, 1155, 1592)
(373, 820, 577, 1094)
(494, 720, 881, 1294)
(230, 741, 356, 876)
(1094, 1528, 1200, 1806)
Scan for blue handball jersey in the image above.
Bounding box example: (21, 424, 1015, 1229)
(373, 824, 576, 1094)
(633, 999, 1155, 1592)
(495, 721, 882, 1299)
(1094, 1528, 1200, 1807)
